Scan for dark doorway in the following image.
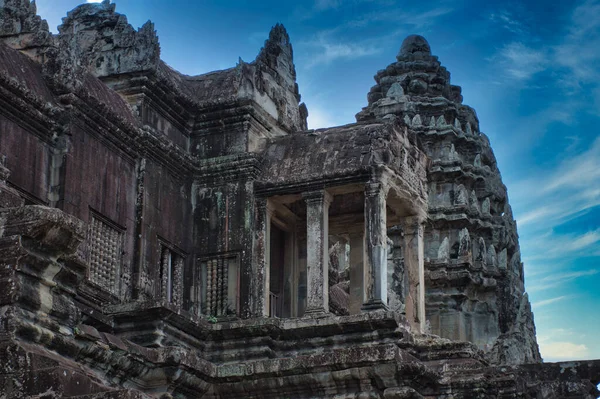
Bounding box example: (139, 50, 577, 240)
(269, 223, 285, 317)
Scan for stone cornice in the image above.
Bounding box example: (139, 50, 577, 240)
(0, 68, 59, 142)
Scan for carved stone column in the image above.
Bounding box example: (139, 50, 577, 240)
(303, 190, 332, 315)
(253, 198, 273, 317)
(173, 255, 184, 308)
(402, 215, 426, 332)
(362, 182, 389, 311)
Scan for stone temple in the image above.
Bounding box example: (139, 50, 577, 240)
(0, 1, 598, 398)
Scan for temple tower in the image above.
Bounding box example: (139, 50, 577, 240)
(357, 35, 541, 364)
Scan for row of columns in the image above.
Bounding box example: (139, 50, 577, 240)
(254, 182, 426, 331)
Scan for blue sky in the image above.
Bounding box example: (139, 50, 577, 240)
(35, 0, 600, 362)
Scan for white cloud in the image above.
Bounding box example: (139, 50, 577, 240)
(345, 7, 454, 30)
(537, 329, 591, 361)
(301, 32, 381, 67)
(513, 136, 600, 232)
(541, 269, 599, 283)
(492, 0, 600, 93)
(489, 10, 526, 35)
(532, 295, 572, 308)
(538, 341, 590, 361)
(553, 0, 600, 85)
(528, 269, 599, 292)
(299, 4, 453, 67)
(496, 42, 547, 80)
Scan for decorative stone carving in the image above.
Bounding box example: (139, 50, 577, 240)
(436, 115, 446, 127)
(487, 244, 497, 267)
(482, 197, 491, 216)
(437, 237, 449, 260)
(454, 118, 461, 130)
(458, 228, 471, 257)
(498, 248, 508, 270)
(412, 114, 422, 126)
(470, 190, 480, 213)
(476, 237, 487, 265)
(454, 184, 468, 205)
(386, 82, 404, 98)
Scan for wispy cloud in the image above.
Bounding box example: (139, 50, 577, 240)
(528, 269, 599, 292)
(489, 10, 527, 35)
(532, 295, 573, 308)
(493, 0, 600, 90)
(299, 3, 454, 68)
(496, 42, 547, 80)
(303, 36, 381, 67)
(344, 6, 454, 30)
(554, 0, 600, 86)
(514, 136, 600, 230)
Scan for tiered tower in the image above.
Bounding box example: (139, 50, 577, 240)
(357, 35, 540, 363)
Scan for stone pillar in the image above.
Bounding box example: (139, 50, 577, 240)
(402, 216, 426, 332)
(303, 190, 332, 315)
(348, 232, 364, 315)
(253, 198, 273, 317)
(362, 182, 388, 312)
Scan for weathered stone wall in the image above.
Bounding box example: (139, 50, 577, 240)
(136, 159, 193, 303)
(0, 2, 598, 398)
(193, 178, 257, 318)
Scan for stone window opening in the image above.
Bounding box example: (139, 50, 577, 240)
(199, 254, 240, 318)
(87, 210, 124, 297)
(158, 241, 185, 308)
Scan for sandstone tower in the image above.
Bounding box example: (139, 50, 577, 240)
(0, 2, 597, 398)
(357, 35, 540, 364)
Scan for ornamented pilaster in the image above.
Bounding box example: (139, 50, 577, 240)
(362, 182, 389, 312)
(303, 190, 332, 315)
